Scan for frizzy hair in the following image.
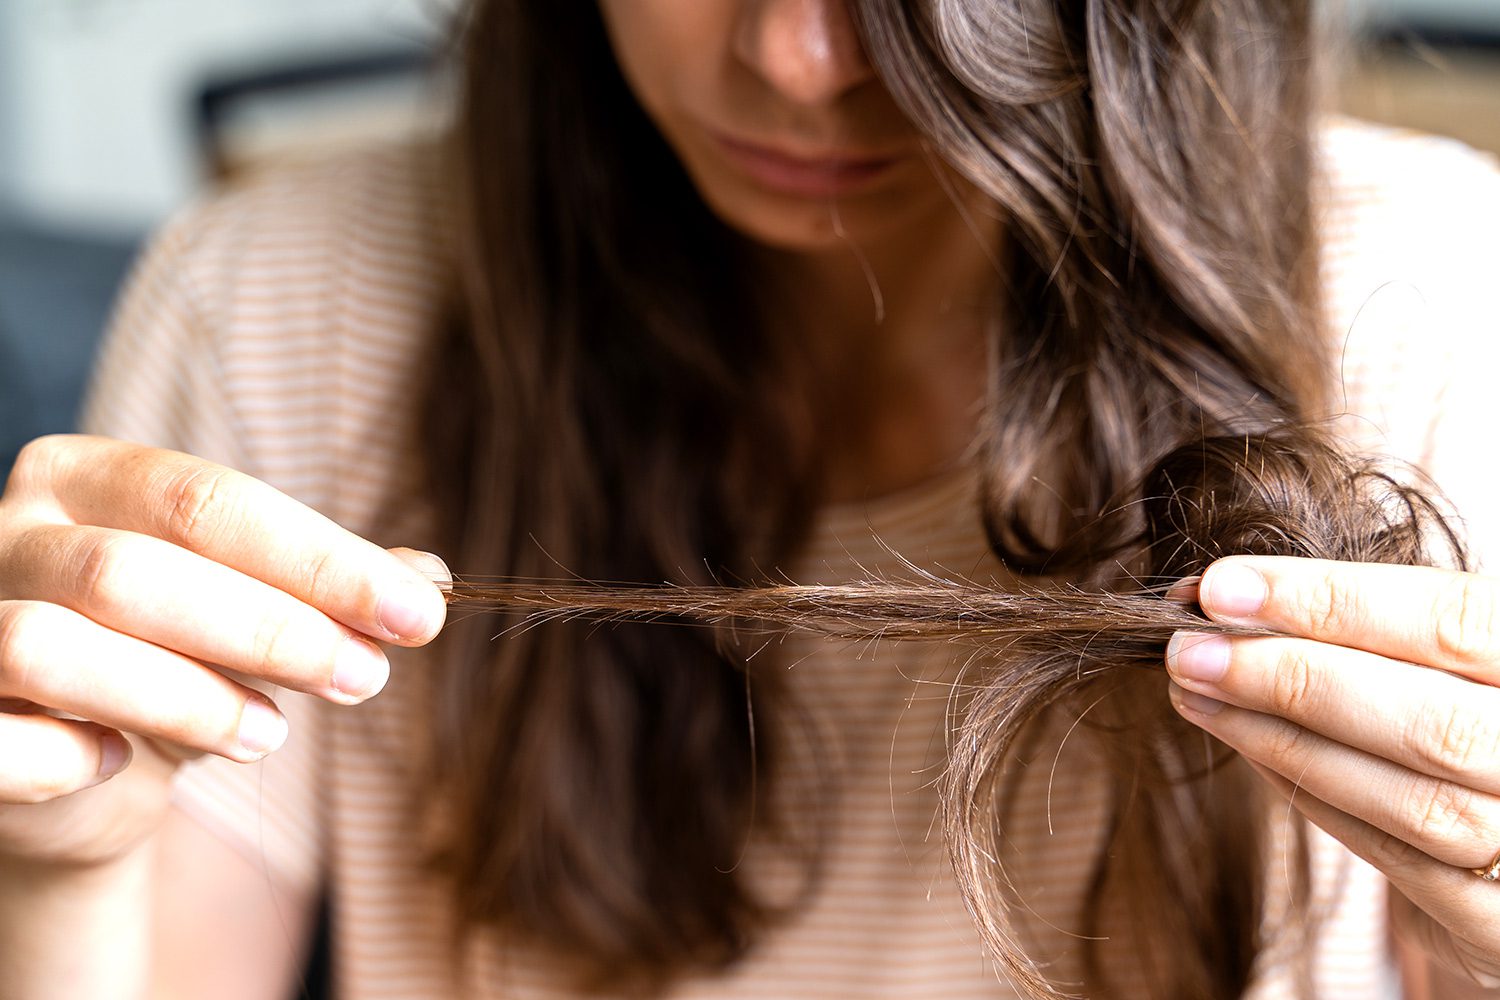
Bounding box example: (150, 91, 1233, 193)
(418, 0, 1346, 994)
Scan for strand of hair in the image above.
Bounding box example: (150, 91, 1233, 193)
(442, 577, 1276, 647)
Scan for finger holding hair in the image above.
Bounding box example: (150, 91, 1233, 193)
(0, 600, 290, 767)
(0, 522, 394, 706)
(1192, 556, 1500, 682)
(1166, 555, 1500, 986)
(11, 435, 449, 646)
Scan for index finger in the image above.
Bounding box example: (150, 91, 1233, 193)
(1195, 556, 1500, 681)
(22, 436, 447, 644)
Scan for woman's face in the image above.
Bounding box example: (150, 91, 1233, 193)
(597, 0, 957, 253)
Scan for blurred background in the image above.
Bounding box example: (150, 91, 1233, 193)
(0, 0, 452, 476)
(0, 0, 1497, 479)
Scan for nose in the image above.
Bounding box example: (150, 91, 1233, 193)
(732, 0, 875, 107)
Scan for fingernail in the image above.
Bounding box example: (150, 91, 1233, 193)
(1201, 561, 1268, 618)
(238, 698, 289, 756)
(331, 638, 390, 702)
(378, 579, 445, 641)
(98, 733, 132, 778)
(407, 550, 452, 594)
(1166, 631, 1231, 683)
(1168, 681, 1224, 717)
(1164, 575, 1201, 604)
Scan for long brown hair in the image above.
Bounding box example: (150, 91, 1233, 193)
(436, 432, 1464, 996)
(421, 0, 1331, 994)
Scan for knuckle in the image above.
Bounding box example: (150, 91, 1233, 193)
(1267, 645, 1319, 717)
(161, 465, 234, 551)
(1365, 822, 1431, 878)
(6, 435, 68, 495)
(1304, 574, 1361, 637)
(1411, 703, 1500, 776)
(1409, 779, 1484, 845)
(294, 548, 343, 606)
(67, 531, 131, 613)
(1434, 576, 1500, 667)
(287, 548, 381, 638)
(0, 603, 46, 692)
(1259, 719, 1306, 765)
(247, 612, 296, 673)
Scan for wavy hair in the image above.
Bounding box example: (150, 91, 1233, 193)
(420, 0, 1336, 994)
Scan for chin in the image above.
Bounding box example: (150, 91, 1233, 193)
(715, 201, 858, 252)
(695, 182, 912, 255)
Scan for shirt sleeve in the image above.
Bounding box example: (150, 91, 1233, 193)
(79, 201, 328, 898)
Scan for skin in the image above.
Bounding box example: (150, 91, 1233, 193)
(597, 0, 1000, 503)
(0, 436, 448, 807)
(0, 436, 447, 998)
(1168, 559, 1500, 990)
(0, 0, 1493, 996)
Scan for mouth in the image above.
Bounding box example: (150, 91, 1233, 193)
(709, 131, 905, 199)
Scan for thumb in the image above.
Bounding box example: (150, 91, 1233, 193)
(385, 547, 451, 629)
(386, 548, 452, 591)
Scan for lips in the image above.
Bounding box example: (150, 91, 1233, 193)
(710, 131, 904, 199)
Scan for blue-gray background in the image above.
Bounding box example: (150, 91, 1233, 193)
(0, 0, 449, 477)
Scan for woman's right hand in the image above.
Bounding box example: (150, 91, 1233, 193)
(0, 434, 448, 868)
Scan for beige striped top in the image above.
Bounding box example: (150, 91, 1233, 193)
(82, 119, 1500, 998)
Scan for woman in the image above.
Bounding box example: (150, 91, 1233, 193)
(2, 0, 1499, 996)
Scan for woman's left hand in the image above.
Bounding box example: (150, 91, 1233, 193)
(1165, 556, 1500, 987)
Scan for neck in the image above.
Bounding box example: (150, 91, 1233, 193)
(758, 200, 1004, 504)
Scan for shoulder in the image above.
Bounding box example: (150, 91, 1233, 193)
(1320, 116, 1494, 283)
(1316, 118, 1500, 568)
(1318, 117, 1499, 334)
(161, 142, 451, 355)
(86, 143, 452, 529)
(170, 142, 447, 270)
(1318, 116, 1500, 301)
(1316, 117, 1500, 429)
(1319, 115, 1500, 211)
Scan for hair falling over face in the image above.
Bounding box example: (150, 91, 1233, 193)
(440, 431, 1465, 997)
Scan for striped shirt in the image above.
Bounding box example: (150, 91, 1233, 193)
(81, 119, 1500, 998)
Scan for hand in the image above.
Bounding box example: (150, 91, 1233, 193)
(0, 435, 449, 867)
(1165, 556, 1500, 986)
